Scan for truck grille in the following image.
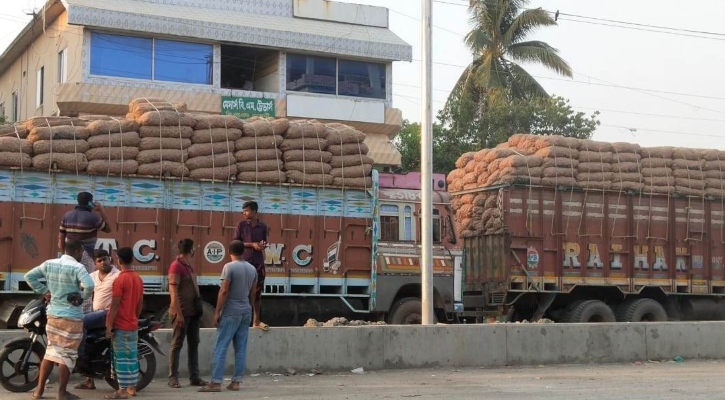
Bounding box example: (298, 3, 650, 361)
(143, 282, 163, 293)
(489, 293, 505, 306)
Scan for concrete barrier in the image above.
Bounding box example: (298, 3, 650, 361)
(1, 322, 724, 379)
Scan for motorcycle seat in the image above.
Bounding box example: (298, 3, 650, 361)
(83, 310, 108, 332)
(138, 319, 148, 327)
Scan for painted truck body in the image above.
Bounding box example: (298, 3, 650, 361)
(459, 184, 725, 323)
(0, 169, 461, 328)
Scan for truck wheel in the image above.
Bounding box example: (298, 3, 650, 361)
(387, 297, 424, 325)
(561, 300, 615, 323)
(615, 298, 668, 322)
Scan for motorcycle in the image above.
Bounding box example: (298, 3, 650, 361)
(0, 298, 165, 393)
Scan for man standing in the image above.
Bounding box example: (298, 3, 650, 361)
(75, 249, 120, 391)
(59, 191, 112, 314)
(105, 247, 144, 399)
(167, 238, 207, 388)
(25, 240, 95, 400)
(233, 201, 268, 330)
(198, 241, 257, 392)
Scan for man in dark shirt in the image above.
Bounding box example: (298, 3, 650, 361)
(233, 201, 268, 330)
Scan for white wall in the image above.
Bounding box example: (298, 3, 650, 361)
(287, 93, 384, 123)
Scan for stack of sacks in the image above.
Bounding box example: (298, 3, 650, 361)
(85, 118, 140, 175)
(187, 115, 243, 181)
(702, 149, 725, 198)
(26, 119, 90, 172)
(671, 148, 705, 197)
(0, 123, 29, 139)
(324, 123, 374, 188)
(533, 136, 578, 187)
(126, 98, 187, 121)
(0, 136, 33, 167)
(236, 116, 288, 183)
(447, 152, 474, 192)
(281, 120, 332, 186)
(640, 147, 675, 195)
(134, 110, 196, 178)
(576, 140, 613, 190)
(452, 193, 476, 238)
(451, 191, 503, 238)
(610, 142, 643, 191)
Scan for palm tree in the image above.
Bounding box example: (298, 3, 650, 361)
(446, 0, 572, 115)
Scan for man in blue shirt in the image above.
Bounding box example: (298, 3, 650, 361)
(25, 240, 95, 400)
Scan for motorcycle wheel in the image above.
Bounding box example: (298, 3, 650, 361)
(0, 338, 46, 393)
(104, 340, 157, 392)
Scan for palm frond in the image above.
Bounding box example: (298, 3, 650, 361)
(506, 61, 549, 98)
(507, 40, 573, 77)
(502, 8, 556, 46)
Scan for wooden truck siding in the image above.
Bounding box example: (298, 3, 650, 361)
(463, 185, 725, 305)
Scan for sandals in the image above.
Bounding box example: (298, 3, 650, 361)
(58, 392, 81, 400)
(167, 378, 181, 389)
(73, 382, 96, 390)
(30, 393, 43, 400)
(103, 392, 128, 400)
(197, 385, 221, 393)
(227, 382, 241, 391)
(190, 378, 208, 387)
(256, 322, 270, 331)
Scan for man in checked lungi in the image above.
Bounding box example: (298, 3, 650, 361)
(104, 247, 144, 399)
(25, 240, 95, 400)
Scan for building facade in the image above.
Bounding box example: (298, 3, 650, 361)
(0, 0, 411, 166)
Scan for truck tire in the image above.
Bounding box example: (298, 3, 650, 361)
(387, 297, 424, 325)
(561, 300, 615, 323)
(615, 298, 668, 322)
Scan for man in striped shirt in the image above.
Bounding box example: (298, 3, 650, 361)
(25, 240, 95, 400)
(58, 191, 111, 313)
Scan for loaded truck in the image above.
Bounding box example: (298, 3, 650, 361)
(455, 183, 725, 323)
(0, 168, 462, 328)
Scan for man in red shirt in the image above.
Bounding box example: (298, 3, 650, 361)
(105, 247, 143, 399)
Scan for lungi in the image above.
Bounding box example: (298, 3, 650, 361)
(45, 316, 83, 369)
(112, 329, 139, 389)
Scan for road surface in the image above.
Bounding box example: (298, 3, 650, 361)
(4, 360, 724, 399)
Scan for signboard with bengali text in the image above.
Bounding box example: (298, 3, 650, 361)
(221, 96, 275, 118)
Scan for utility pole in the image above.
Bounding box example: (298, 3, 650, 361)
(420, 0, 435, 325)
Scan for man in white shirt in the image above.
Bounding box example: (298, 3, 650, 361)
(75, 249, 120, 390)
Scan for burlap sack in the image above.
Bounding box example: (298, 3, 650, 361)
(32, 153, 88, 171)
(329, 155, 375, 168)
(702, 149, 725, 162)
(542, 157, 579, 169)
(136, 149, 188, 164)
(498, 155, 544, 168)
(285, 121, 327, 139)
(461, 171, 478, 185)
(640, 146, 675, 159)
(507, 133, 537, 148)
(0, 152, 32, 168)
(643, 176, 675, 186)
(474, 161, 490, 174)
(576, 172, 613, 182)
(534, 135, 580, 150)
(498, 166, 543, 177)
(611, 142, 641, 153)
(234, 149, 282, 162)
(466, 159, 480, 173)
(494, 174, 541, 185)
(286, 170, 334, 185)
(705, 170, 725, 179)
(129, 97, 185, 110)
(473, 149, 490, 163)
(577, 162, 612, 173)
(194, 115, 245, 130)
(79, 114, 122, 121)
(139, 126, 194, 139)
(473, 193, 487, 207)
(541, 176, 577, 187)
(280, 138, 328, 152)
(611, 181, 644, 191)
(457, 204, 475, 218)
(86, 146, 140, 161)
(640, 158, 673, 168)
(138, 137, 191, 151)
(672, 159, 704, 170)
(33, 140, 89, 154)
(610, 152, 641, 163)
(675, 186, 705, 197)
(237, 159, 285, 172)
(578, 139, 613, 152)
(28, 126, 90, 142)
(23, 117, 85, 130)
(479, 172, 495, 186)
(672, 148, 701, 160)
(674, 177, 706, 189)
(456, 152, 476, 169)
(330, 164, 372, 178)
(191, 128, 242, 144)
(543, 167, 576, 178)
(0, 124, 29, 138)
(0, 137, 32, 154)
(189, 165, 238, 181)
(136, 111, 196, 127)
(283, 150, 333, 163)
(611, 172, 642, 182)
(186, 153, 236, 170)
(87, 132, 140, 148)
(86, 119, 139, 136)
(136, 161, 189, 177)
(447, 169, 465, 185)
(534, 146, 579, 159)
(87, 159, 139, 175)
(483, 195, 497, 209)
(704, 160, 725, 171)
(705, 178, 725, 188)
(332, 176, 373, 188)
(129, 102, 187, 119)
(611, 162, 640, 173)
(706, 188, 725, 197)
(235, 135, 283, 150)
(285, 161, 332, 175)
(640, 167, 672, 177)
(578, 151, 612, 163)
(672, 169, 705, 180)
(324, 125, 367, 144)
(644, 185, 675, 195)
(237, 170, 287, 183)
(243, 118, 290, 137)
(580, 180, 612, 190)
(188, 142, 234, 158)
(482, 148, 517, 163)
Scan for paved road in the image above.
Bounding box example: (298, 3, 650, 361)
(4, 361, 724, 399)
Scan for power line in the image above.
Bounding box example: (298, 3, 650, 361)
(558, 12, 725, 38)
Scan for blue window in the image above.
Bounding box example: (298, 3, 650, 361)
(90, 32, 212, 84)
(338, 59, 385, 99)
(90, 33, 152, 79)
(154, 39, 213, 84)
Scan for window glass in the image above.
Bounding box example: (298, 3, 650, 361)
(154, 39, 213, 84)
(36, 67, 44, 107)
(380, 204, 399, 241)
(404, 206, 413, 241)
(338, 59, 385, 99)
(286, 54, 336, 95)
(90, 32, 152, 79)
(57, 48, 67, 83)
